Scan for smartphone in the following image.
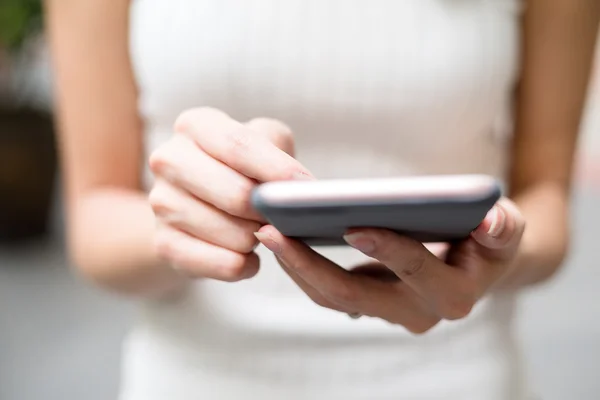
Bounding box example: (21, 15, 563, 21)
(251, 174, 502, 246)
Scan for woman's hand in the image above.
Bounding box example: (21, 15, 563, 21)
(255, 198, 525, 333)
(148, 107, 311, 282)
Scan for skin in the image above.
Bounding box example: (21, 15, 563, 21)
(46, 0, 599, 331)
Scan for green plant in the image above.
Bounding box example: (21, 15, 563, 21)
(0, 0, 43, 51)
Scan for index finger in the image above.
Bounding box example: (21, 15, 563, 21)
(174, 108, 312, 182)
(343, 229, 473, 320)
(255, 225, 437, 328)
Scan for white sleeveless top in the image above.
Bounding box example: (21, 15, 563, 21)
(122, 1, 527, 399)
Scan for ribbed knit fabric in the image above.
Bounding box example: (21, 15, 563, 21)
(123, 1, 527, 399)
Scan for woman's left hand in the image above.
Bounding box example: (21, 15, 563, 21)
(255, 198, 525, 334)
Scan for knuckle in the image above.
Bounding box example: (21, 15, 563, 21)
(225, 124, 252, 155)
(148, 187, 161, 208)
(148, 147, 170, 174)
(248, 117, 292, 135)
(173, 107, 220, 134)
(361, 234, 388, 259)
(328, 283, 359, 306)
(406, 318, 441, 335)
(406, 326, 429, 335)
(148, 137, 185, 176)
(248, 118, 294, 152)
(237, 228, 260, 253)
(311, 295, 334, 310)
(221, 181, 254, 217)
(220, 255, 251, 282)
(173, 108, 199, 134)
(398, 252, 427, 278)
(439, 293, 476, 320)
(154, 232, 175, 262)
(220, 194, 242, 217)
(443, 302, 475, 321)
(369, 231, 404, 262)
(148, 182, 181, 220)
(148, 187, 170, 216)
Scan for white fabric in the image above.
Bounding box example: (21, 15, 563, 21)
(122, 1, 527, 398)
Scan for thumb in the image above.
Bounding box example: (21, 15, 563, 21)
(245, 118, 296, 157)
(470, 198, 526, 258)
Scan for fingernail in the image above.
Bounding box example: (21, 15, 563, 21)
(254, 232, 282, 256)
(343, 232, 376, 255)
(487, 206, 506, 238)
(293, 171, 315, 180)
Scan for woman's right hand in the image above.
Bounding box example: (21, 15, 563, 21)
(148, 108, 312, 282)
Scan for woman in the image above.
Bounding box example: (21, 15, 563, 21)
(46, 0, 599, 399)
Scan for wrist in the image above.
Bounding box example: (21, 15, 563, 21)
(494, 234, 567, 291)
(493, 184, 571, 291)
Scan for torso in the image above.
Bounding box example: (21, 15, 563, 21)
(122, 1, 527, 399)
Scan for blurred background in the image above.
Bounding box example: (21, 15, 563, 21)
(0, 3, 599, 400)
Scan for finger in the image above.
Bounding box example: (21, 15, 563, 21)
(254, 226, 365, 305)
(149, 179, 260, 253)
(343, 229, 462, 286)
(349, 263, 399, 282)
(470, 198, 526, 260)
(149, 134, 262, 221)
(174, 108, 313, 182)
(343, 229, 475, 320)
(245, 118, 295, 156)
(446, 198, 526, 292)
(154, 223, 259, 282)
(275, 256, 350, 313)
(256, 226, 440, 332)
